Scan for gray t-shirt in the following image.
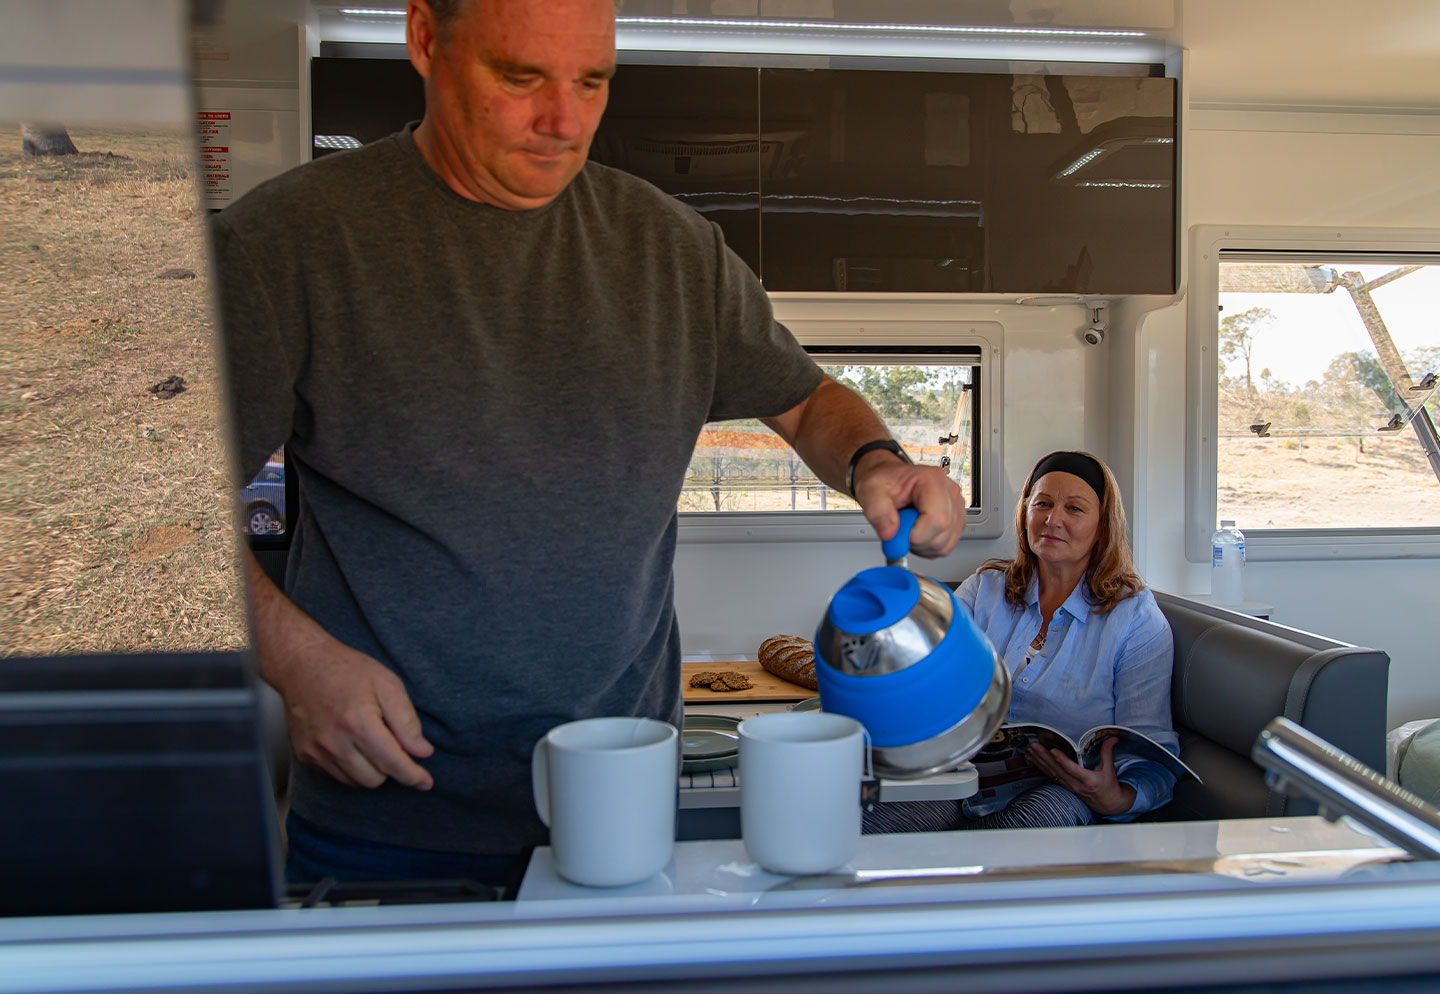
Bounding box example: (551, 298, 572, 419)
(214, 127, 822, 855)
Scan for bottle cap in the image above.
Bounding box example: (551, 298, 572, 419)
(1221, 519, 1235, 527)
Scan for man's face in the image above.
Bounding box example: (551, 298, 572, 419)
(415, 0, 615, 210)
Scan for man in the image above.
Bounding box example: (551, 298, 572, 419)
(215, 0, 967, 890)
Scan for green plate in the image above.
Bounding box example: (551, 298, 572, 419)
(789, 696, 822, 713)
(681, 714, 741, 772)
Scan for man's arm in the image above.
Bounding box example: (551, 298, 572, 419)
(244, 550, 435, 791)
(761, 375, 967, 557)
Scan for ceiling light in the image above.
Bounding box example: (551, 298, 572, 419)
(1074, 181, 1170, 189)
(615, 17, 1146, 39)
(1057, 148, 1107, 178)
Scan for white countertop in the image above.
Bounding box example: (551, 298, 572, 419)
(517, 815, 1407, 902)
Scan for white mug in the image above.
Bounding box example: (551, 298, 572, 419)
(532, 716, 679, 888)
(738, 711, 868, 876)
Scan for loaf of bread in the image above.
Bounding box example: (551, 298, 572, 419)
(758, 635, 818, 690)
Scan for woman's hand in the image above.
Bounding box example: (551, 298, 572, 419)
(1028, 736, 1136, 817)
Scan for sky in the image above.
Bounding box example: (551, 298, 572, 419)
(1219, 264, 1440, 390)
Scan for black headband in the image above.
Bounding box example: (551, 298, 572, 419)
(1026, 451, 1106, 503)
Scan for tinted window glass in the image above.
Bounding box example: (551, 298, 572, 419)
(759, 68, 1175, 293)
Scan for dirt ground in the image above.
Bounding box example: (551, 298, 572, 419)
(1218, 435, 1440, 529)
(0, 126, 248, 655)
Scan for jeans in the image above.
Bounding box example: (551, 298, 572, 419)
(285, 812, 529, 898)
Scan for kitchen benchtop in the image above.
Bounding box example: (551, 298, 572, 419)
(517, 815, 1408, 903)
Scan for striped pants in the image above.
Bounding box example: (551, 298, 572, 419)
(861, 783, 1096, 834)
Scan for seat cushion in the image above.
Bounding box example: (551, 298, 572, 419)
(1398, 721, 1440, 807)
(1166, 731, 1278, 820)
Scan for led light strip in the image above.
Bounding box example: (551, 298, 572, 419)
(338, 8, 1150, 40)
(1057, 148, 1107, 178)
(616, 17, 1147, 39)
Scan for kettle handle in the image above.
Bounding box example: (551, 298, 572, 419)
(881, 508, 920, 565)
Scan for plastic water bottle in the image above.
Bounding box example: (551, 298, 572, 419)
(1211, 520, 1246, 607)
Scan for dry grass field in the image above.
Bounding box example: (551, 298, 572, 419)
(1219, 435, 1440, 529)
(0, 126, 247, 655)
(1217, 379, 1440, 529)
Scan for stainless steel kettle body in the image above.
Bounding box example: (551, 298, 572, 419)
(814, 509, 1011, 779)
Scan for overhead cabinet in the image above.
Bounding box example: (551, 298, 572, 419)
(310, 56, 1177, 294)
(591, 64, 1177, 295)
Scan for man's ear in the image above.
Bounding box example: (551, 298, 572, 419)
(406, 0, 439, 79)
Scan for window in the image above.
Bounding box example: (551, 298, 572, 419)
(680, 320, 1003, 542)
(680, 349, 979, 514)
(1186, 227, 1440, 560)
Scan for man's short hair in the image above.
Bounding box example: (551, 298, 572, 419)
(427, 0, 465, 33)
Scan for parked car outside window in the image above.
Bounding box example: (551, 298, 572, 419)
(241, 454, 286, 536)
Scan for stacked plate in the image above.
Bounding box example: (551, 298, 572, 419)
(680, 714, 741, 772)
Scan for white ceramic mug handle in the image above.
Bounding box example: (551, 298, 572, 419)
(532, 736, 551, 827)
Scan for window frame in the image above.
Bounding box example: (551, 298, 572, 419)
(1184, 225, 1440, 562)
(679, 317, 1005, 543)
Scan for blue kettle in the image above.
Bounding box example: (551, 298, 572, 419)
(814, 509, 1011, 779)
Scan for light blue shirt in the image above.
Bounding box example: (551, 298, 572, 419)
(956, 568, 1178, 819)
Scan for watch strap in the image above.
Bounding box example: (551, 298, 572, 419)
(846, 439, 912, 498)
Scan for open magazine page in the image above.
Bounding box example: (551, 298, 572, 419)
(973, 723, 1202, 810)
(1078, 726, 1201, 783)
(970, 723, 1080, 809)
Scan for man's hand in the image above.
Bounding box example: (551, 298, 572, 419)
(274, 640, 436, 791)
(245, 551, 434, 791)
(1028, 737, 1136, 817)
(850, 451, 967, 559)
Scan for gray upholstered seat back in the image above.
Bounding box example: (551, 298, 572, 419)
(1154, 592, 1389, 820)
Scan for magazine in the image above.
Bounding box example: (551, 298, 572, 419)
(971, 722, 1201, 810)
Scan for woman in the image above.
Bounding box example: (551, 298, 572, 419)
(865, 449, 1177, 832)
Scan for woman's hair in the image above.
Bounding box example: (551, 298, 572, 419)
(979, 449, 1144, 614)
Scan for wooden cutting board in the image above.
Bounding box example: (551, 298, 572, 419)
(681, 660, 815, 703)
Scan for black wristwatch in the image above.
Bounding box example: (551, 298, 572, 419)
(846, 439, 912, 498)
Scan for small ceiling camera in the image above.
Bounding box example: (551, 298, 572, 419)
(1082, 301, 1108, 346)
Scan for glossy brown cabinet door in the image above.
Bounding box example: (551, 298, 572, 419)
(981, 73, 1177, 294)
(590, 64, 762, 277)
(759, 67, 992, 292)
(591, 62, 1176, 294)
(759, 68, 1176, 294)
(311, 57, 425, 154)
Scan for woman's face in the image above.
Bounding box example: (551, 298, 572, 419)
(1024, 471, 1102, 572)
